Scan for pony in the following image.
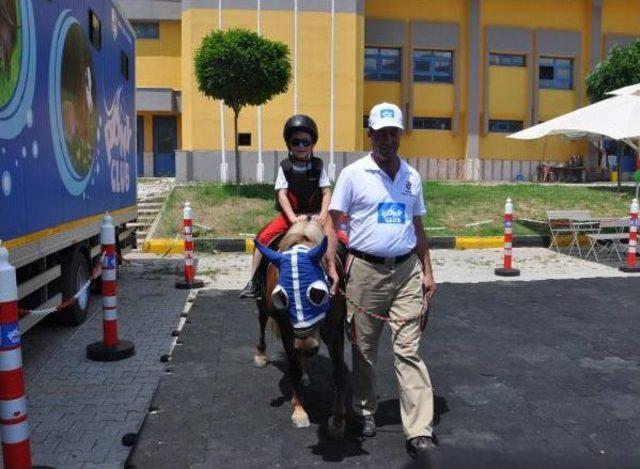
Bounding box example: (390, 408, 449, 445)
(253, 220, 347, 439)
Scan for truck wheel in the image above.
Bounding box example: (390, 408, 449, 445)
(58, 250, 91, 326)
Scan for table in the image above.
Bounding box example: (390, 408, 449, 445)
(548, 166, 586, 183)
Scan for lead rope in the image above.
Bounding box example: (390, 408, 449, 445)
(338, 286, 432, 354)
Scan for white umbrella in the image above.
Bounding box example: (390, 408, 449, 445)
(607, 83, 640, 97)
(507, 94, 640, 149)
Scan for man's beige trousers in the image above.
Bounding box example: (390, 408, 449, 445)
(346, 254, 434, 439)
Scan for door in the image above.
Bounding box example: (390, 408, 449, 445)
(153, 116, 177, 176)
(137, 116, 144, 176)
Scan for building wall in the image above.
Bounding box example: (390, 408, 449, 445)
(136, 21, 182, 91)
(363, 0, 468, 159)
(126, 0, 640, 176)
(180, 3, 364, 154)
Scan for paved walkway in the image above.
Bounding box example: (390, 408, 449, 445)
(128, 278, 640, 469)
(20, 260, 191, 468)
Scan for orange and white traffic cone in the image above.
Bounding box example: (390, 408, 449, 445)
(176, 202, 204, 289)
(495, 197, 521, 277)
(620, 198, 640, 273)
(87, 214, 135, 361)
(0, 242, 33, 469)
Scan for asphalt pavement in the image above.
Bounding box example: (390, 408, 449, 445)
(127, 278, 640, 469)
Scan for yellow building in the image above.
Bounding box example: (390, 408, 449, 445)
(120, 0, 639, 181)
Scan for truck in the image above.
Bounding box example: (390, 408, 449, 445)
(0, 0, 137, 331)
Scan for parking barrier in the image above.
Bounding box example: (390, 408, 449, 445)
(0, 242, 32, 469)
(620, 198, 640, 273)
(87, 214, 136, 361)
(175, 201, 204, 289)
(495, 197, 521, 277)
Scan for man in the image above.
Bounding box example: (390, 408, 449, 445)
(326, 102, 437, 458)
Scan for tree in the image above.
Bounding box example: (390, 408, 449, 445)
(586, 40, 640, 103)
(194, 28, 292, 185)
(586, 41, 640, 187)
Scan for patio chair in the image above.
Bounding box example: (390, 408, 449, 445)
(584, 218, 630, 262)
(546, 210, 595, 256)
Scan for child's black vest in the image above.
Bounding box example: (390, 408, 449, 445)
(275, 157, 324, 214)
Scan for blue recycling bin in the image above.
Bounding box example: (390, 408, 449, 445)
(622, 154, 637, 173)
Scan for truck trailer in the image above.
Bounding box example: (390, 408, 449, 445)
(0, 0, 137, 331)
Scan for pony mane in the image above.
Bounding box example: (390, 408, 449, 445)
(279, 220, 324, 251)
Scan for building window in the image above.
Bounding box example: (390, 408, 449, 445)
(413, 117, 452, 130)
(88, 10, 101, 50)
(489, 53, 526, 67)
(413, 50, 453, 83)
(238, 133, 252, 146)
(364, 47, 401, 81)
(539, 57, 573, 89)
(489, 120, 523, 133)
(132, 21, 160, 39)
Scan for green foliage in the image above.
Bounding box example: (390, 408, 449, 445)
(586, 40, 640, 103)
(194, 28, 291, 114)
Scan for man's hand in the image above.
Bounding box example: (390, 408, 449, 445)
(327, 264, 340, 295)
(293, 214, 309, 223)
(422, 273, 436, 300)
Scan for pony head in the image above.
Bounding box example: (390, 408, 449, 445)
(256, 224, 330, 336)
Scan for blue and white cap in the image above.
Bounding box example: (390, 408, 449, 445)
(368, 102, 404, 130)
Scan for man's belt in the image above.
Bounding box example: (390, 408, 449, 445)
(348, 248, 414, 266)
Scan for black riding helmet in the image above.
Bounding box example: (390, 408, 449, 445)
(283, 114, 318, 145)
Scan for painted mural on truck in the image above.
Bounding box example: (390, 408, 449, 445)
(60, 21, 98, 180)
(0, 0, 20, 107)
(0, 0, 136, 243)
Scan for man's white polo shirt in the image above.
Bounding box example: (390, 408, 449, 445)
(329, 153, 426, 257)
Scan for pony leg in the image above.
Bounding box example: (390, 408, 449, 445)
(254, 307, 269, 368)
(291, 389, 310, 428)
(299, 354, 310, 387)
(323, 305, 347, 440)
(279, 318, 310, 428)
(327, 339, 346, 439)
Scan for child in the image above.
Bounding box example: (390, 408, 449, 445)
(240, 114, 347, 298)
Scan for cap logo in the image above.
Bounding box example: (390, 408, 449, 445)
(380, 109, 394, 118)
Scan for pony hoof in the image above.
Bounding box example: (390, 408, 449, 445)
(292, 409, 310, 428)
(292, 416, 310, 428)
(301, 373, 311, 387)
(254, 354, 268, 368)
(326, 416, 345, 440)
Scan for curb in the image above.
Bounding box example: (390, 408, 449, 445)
(455, 236, 504, 250)
(142, 235, 552, 254)
(142, 238, 183, 254)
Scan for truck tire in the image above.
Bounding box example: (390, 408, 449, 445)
(58, 249, 91, 326)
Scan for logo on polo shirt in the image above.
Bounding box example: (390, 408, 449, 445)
(402, 179, 413, 195)
(378, 203, 406, 224)
(380, 109, 395, 118)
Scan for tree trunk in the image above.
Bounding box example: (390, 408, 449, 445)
(234, 109, 240, 185)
